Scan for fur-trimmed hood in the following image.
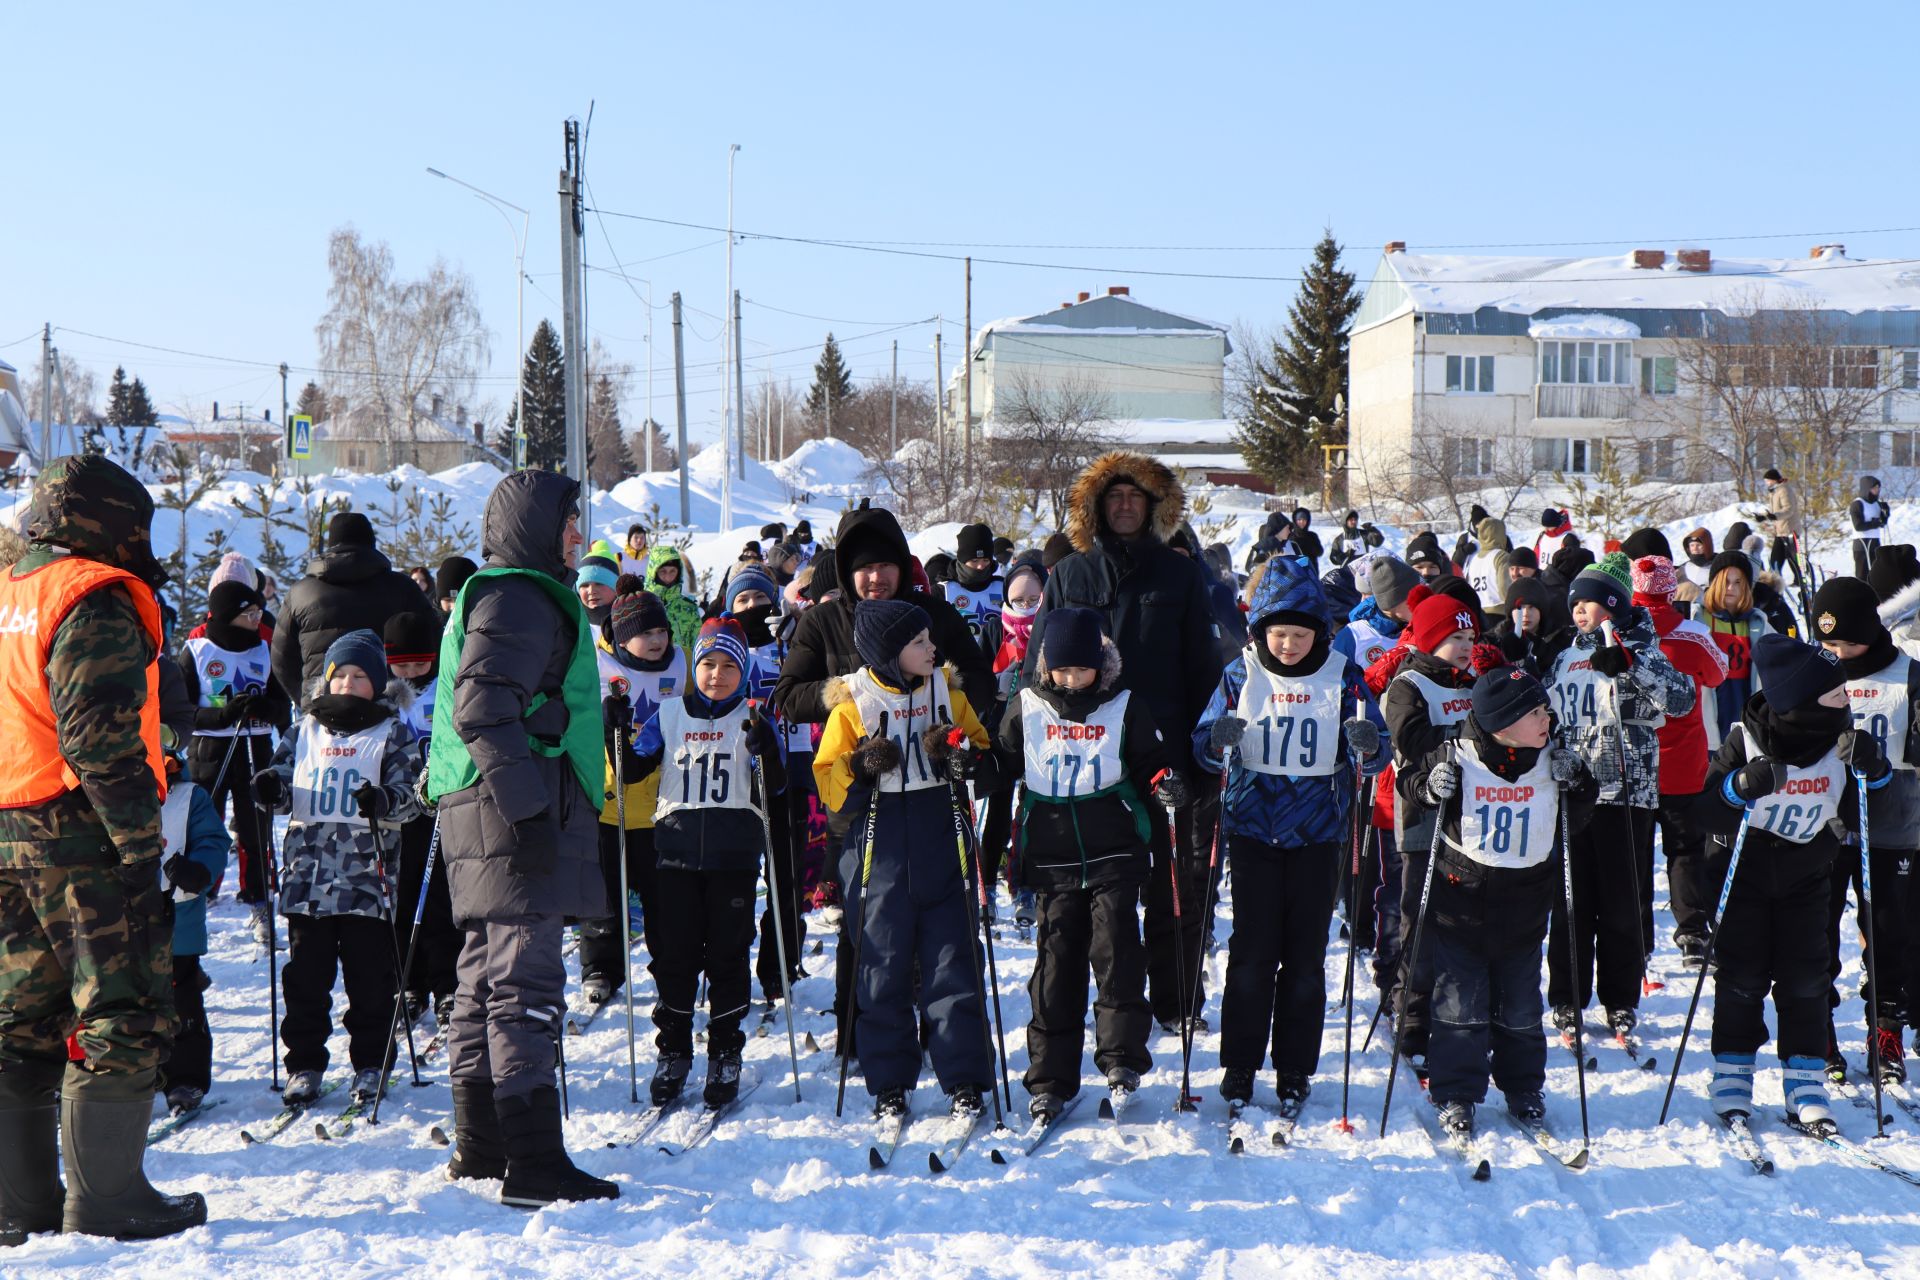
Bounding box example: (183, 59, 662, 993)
(1881, 579, 1920, 632)
(1065, 451, 1185, 553)
(1033, 634, 1123, 692)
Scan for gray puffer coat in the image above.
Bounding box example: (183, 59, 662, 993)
(438, 470, 607, 925)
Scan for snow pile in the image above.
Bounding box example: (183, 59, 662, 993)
(1527, 314, 1642, 341)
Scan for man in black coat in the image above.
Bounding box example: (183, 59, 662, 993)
(271, 512, 436, 705)
(1026, 451, 1225, 1029)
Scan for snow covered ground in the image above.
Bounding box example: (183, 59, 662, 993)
(24, 842, 1920, 1278)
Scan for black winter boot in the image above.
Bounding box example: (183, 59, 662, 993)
(446, 1079, 507, 1182)
(60, 1069, 207, 1240)
(0, 1060, 65, 1247)
(496, 1087, 619, 1208)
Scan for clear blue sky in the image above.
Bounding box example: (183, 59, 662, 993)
(6, 2, 1917, 446)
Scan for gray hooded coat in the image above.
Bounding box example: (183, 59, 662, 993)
(438, 471, 607, 925)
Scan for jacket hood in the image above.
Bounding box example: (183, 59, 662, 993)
(1245, 554, 1328, 633)
(1861, 475, 1883, 500)
(24, 453, 165, 586)
(482, 469, 580, 582)
(1474, 516, 1507, 551)
(644, 542, 692, 596)
(831, 506, 914, 586)
(307, 542, 396, 585)
(1880, 579, 1920, 632)
(1065, 451, 1185, 553)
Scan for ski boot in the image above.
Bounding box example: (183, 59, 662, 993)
(434, 994, 456, 1032)
(1276, 1073, 1310, 1117)
(1550, 1005, 1579, 1040)
(1675, 932, 1710, 969)
(1825, 1025, 1849, 1085)
(703, 1050, 742, 1108)
(874, 1089, 909, 1121)
(1219, 1067, 1256, 1104)
(349, 1069, 384, 1106)
(1605, 1007, 1637, 1038)
(1505, 1091, 1547, 1124)
(1874, 1023, 1907, 1085)
(1435, 1099, 1475, 1138)
(1783, 1056, 1835, 1129)
(163, 1086, 204, 1115)
(582, 975, 615, 1006)
(1710, 1053, 1755, 1117)
(1028, 1093, 1064, 1122)
(248, 901, 273, 949)
(649, 1053, 692, 1107)
(282, 1070, 324, 1108)
(950, 1086, 984, 1120)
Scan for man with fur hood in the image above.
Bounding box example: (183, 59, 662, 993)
(1027, 451, 1226, 1029)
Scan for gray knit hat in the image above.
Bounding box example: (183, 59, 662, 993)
(1369, 557, 1421, 612)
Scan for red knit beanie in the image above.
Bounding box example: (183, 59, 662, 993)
(1407, 584, 1482, 654)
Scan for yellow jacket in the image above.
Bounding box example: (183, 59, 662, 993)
(814, 666, 990, 813)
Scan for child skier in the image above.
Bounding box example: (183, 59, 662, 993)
(1400, 663, 1590, 1135)
(251, 629, 425, 1105)
(994, 606, 1170, 1115)
(628, 615, 784, 1108)
(1545, 554, 1693, 1048)
(816, 597, 998, 1120)
(383, 610, 458, 1031)
(1696, 635, 1887, 1128)
(1811, 576, 1918, 1083)
(1194, 558, 1389, 1114)
(155, 747, 232, 1114)
(644, 543, 703, 653)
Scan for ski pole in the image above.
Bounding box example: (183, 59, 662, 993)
(1338, 768, 1368, 1135)
(205, 730, 243, 808)
(1856, 767, 1885, 1140)
(1381, 750, 1449, 1136)
(370, 814, 441, 1124)
(939, 738, 1006, 1129)
(1152, 768, 1198, 1112)
(255, 791, 283, 1094)
(1360, 992, 1387, 1055)
(749, 707, 803, 1104)
(1600, 620, 1656, 994)
(1659, 810, 1751, 1125)
(609, 679, 642, 1105)
(1186, 744, 1229, 1029)
(363, 802, 423, 1099)
(835, 710, 887, 1119)
(1560, 784, 1591, 1161)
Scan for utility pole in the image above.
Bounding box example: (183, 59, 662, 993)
(934, 324, 945, 475)
(39, 324, 51, 464)
(963, 257, 973, 480)
(559, 118, 589, 534)
(279, 362, 290, 478)
(890, 340, 898, 456)
(733, 289, 745, 480)
(672, 292, 689, 525)
(778, 388, 785, 461)
(645, 282, 655, 473)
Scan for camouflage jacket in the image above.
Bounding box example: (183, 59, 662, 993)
(0, 545, 162, 869)
(264, 691, 424, 919)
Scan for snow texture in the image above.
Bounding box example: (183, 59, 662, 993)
(1527, 314, 1643, 341)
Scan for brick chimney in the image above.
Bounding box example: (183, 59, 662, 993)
(472, 422, 484, 446)
(1632, 249, 1667, 269)
(1677, 249, 1712, 273)
(1811, 244, 1846, 259)
(212, 401, 220, 420)
(1076, 291, 1091, 303)
(1384, 241, 1406, 254)
(1107, 285, 1130, 297)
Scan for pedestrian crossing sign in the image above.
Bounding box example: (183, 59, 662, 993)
(290, 414, 312, 460)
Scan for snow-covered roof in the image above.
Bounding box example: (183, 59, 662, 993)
(1356, 247, 1920, 334)
(972, 293, 1229, 359)
(166, 414, 279, 438)
(311, 402, 483, 445)
(1527, 313, 1641, 341)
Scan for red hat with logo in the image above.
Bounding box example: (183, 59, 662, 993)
(1406, 584, 1481, 654)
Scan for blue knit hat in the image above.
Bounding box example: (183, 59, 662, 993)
(726, 564, 779, 611)
(1752, 633, 1846, 714)
(324, 628, 389, 691)
(576, 552, 619, 592)
(1247, 554, 1329, 633)
(853, 598, 931, 671)
(1041, 606, 1105, 671)
(693, 614, 750, 675)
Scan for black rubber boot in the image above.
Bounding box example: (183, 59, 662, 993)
(0, 1059, 65, 1247)
(60, 1068, 207, 1240)
(446, 1079, 507, 1182)
(496, 1087, 619, 1208)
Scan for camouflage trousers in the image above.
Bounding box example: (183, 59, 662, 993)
(0, 863, 175, 1074)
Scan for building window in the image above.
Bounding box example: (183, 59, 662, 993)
(1637, 436, 1679, 479)
(1539, 340, 1632, 387)
(1639, 356, 1677, 396)
(1831, 347, 1879, 390)
(1843, 431, 1882, 470)
(1532, 437, 1594, 474)
(1901, 350, 1918, 391)
(1894, 432, 1920, 468)
(1446, 354, 1495, 394)
(346, 446, 369, 469)
(1443, 437, 1494, 476)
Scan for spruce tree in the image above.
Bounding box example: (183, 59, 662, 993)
(1235, 228, 1361, 490)
(586, 372, 633, 488)
(519, 320, 568, 470)
(106, 366, 133, 426)
(804, 333, 857, 427)
(126, 377, 157, 426)
(296, 380, 330, 423)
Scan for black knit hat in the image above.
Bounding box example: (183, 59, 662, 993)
(1621, 527, 1672, 561)
(1041, 606, 1105, 672)
(1869, 544, 1920, 603)
(1472, 666, 1550, 734)
(207, 579, 264, 624)
(1810, 577, 1885, 646)
(610, 589, 670, 646)
(792, 519, 813, 542)
(1541, 508, 1562, 529)
(1707, 549, 1753, 587)
(435, 555, 478, 602)
(992, 536, 1015, 557)
(760, 522, 786, 541)
(327, 511, 375, 549)
(383, 610, 443, 666)
(1752, 633, 1845, 713)
(1508, 547, 1538, 571)
(957, 523, 994, 562)
(1404, 531, 1446, 572)
(853, 598, 931, 670)
(803, 548, 840, 602)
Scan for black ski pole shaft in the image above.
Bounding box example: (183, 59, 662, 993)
(1360, 996, 1387, 1055)
(1560, 787, 1591, 1158)
(205, 730, 242, 805)
(947, 779, 1004, 1128)
(556, 1013, 568, 1119)
(1159, 781, 1197, 1112)
(371, 814, 440, 1124)
(1381, 758, 1448, 1137)
(969, 787, 1015, 1112)
(1339, 769, 1367, 1133)
(1659, 811, 1751, 1125)
(1185, 748, 1229, 1041)
(753, 744, 803, 1104)
(611, 681, 641, 1105)
(256, 794, 282, 1093)
(836, 710, 886, 1119)
(366, 808, 422, 1095)
(1856, 769, 1884, 1139)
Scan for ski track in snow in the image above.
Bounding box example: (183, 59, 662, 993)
(21, 839, 1920, 1277)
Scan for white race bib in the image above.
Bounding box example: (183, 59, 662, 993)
(1233, 649, 1345, 777)
(1020, 688, 1128, 798)
(1846, 655, 1913, 771)
(183, 635, 273, 738)
(1735, 725, 1846, 845)
(653, 698, 759, 819)
(290, 721, 389, 829)
(1446, 740, 1557, 869)
(849, 667, 955, 792)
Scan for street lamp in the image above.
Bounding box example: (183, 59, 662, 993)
(427, 166, 530, 469)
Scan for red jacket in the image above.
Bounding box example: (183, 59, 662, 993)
(1635, 593, 1728, 795)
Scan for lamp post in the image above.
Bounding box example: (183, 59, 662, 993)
(427, 166, 529, 468)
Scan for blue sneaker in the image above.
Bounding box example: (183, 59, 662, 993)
(626, 891, 645, 937)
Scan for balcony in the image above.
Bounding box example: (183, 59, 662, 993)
(1535, 384, 1636, 420)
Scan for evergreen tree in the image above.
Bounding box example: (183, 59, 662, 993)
(296, 380, 330, 423)
(519, 320, 568, 470)
(804, 333, 857, 427)
(1235, 228, 1362, 490)
(105, 366, 133, 426)
(586, 372, 633, 488)
(124, 376, 157, 426)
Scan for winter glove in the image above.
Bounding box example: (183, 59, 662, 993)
(848, 735, 902, 784)
(1588, 643, 1632, 679)
(1548, 746, 1585, 784)
(250, 768, 285, 809)
(921, 725, 957, 766)
(413, 769, 437, 813)
(602, 692, 634, 738)
(946, 746, 985, 783)
(1208, 717, 1248, 753)
(1726, 757, 1790, 805)
(1363, 524, 1385, 548)
(508, 812, 557, 877)
(219, 692, 260, 728)
(163, 853, 213, 897)
(351, 781, 390, 821)
(1152, 770, 1191, 809)
(1423, 759, 1460, 804)
(744, 707, 779, 758)
(1342, 718, 1380, 759)
(1840, 728, 1890, 780)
